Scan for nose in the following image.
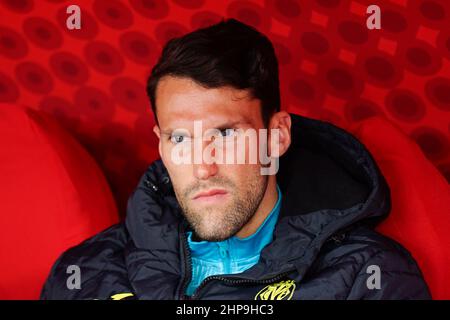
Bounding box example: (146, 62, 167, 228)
(193, 139, 218, 180)
(193, 162, 218, 180)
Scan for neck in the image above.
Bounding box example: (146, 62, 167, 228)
(235, 175, 278, 238)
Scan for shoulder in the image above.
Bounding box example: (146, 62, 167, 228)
(40, 224, 131, 300)
(316, 226, 431, 299)
(340, 226, 419, 267)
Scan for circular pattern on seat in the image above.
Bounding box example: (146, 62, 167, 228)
(22, 16, 63, 50)
(92, 0, 134, 30)
(0, 0, 34, 13)
(425, 77, 450, 112)
(49, 51, 89, 85)
(74, 86, 115, 122)
(119, 31, 157, 65)
(345, 98, 383, 122)
(129, 0, 169, 20)
(110, 76, 149, 113)
(0, 72, 20, 102)
(15, 61, 53, 94)
(0, 0, 448, 230)
(84, 41, 125, 75)
(385, 89, 426, 123)
(411, 127, 449, 161)
(0, 26, 28, 59)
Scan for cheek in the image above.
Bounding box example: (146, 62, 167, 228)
(160, 143, 183, 169)
(220, 163, 261, 185)
(159, 144, 190, 185)
(159, 144, 172, 166)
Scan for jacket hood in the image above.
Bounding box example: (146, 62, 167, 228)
(124, 114, 391, 297)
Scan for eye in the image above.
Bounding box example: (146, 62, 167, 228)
(219, 128, 236, 138)
(170, 134, 188, 144)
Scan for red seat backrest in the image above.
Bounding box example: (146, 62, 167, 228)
(0, 104, 119, 299)
(350, 117, 450, 300)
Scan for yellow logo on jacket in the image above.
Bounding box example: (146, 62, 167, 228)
(254, 280, 296, 300)
(110, 293, 134, 300)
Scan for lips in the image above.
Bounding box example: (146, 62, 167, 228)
(192, 189, 228, 200)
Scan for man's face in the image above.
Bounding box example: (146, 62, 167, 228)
(154, 76, 269, 241)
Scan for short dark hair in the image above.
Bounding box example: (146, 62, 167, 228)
(146, 18, 280, 126)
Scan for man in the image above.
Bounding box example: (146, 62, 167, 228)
(41, 19, 430, 300)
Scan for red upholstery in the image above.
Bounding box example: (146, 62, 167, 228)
(1, 1, 449, 218)
(0, 105, 448, 299)
(0, 104, 119, 299)
(351, 117, 450, 300)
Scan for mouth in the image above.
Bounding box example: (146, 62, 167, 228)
(192, 188, 229, 202)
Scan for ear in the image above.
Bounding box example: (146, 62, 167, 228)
(268, 111, 291, 158)
(153, 125, 162, 158)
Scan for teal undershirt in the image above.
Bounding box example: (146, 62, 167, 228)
(185, 185, 282, 296)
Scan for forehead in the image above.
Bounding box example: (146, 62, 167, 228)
(155, 76, 263, 128)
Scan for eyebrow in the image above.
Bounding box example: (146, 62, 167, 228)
(160, 120, 251, 136)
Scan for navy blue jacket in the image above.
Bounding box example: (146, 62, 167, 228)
(41, 114, 431, 300)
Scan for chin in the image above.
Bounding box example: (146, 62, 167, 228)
(195, 225, 234, 242)
(206, 234, 233, 242)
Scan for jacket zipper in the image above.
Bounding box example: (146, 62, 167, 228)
(178, 216, 297, 299)
(179, 224, 193, 300)
(190, 269, 296, 300)
(179, 224, 296, 300)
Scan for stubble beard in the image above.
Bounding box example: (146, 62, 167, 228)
(176, 175, 268, 242)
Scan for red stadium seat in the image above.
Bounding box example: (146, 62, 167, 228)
(350, 117, 450, 300)
(0, 105, 448, 300)
(0, 104, 119, 299)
